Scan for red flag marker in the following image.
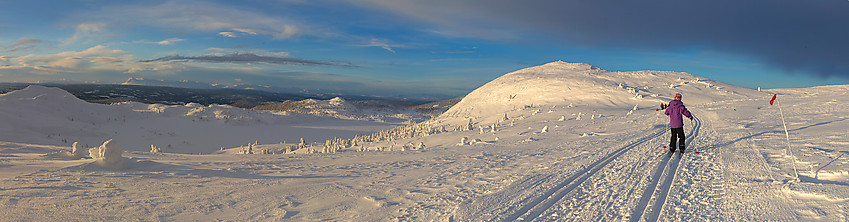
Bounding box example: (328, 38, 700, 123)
(769, 94, 777, 105)
(695, 152, 701, 154)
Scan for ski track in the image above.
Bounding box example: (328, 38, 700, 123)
(501, 128, 667, 222)
(631, 116, 701, 222)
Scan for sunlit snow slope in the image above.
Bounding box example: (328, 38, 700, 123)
(437, 61, 757, 125)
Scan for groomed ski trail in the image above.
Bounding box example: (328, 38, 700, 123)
(631, 116, 702, 222)
(501, 128, 667, 222)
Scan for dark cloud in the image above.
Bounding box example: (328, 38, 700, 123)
(361, 0, 849, 78)
(140, 53, 357, 67)
(7, 38, 43, 52)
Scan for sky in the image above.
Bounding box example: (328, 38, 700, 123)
(1, 0, 848, 100)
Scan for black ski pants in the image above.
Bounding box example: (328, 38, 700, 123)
(670, 128, 685, 151)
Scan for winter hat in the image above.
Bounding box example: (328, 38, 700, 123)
(674, 93, 682, 100)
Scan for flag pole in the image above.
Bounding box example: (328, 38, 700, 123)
(776, 97, 799, 181)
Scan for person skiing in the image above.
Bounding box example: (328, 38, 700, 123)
(664, 93, 693, 153)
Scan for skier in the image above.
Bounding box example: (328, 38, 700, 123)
(664, 93, 693, 153)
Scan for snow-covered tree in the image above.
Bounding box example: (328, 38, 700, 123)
(71, 142, 86, 158)
(150, 144, 162, 153)
(89, 139, 124, 167)
(459, 137, 469, 146)
(299, 138, 307, 149)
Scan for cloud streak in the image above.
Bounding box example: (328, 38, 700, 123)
(351, 0, 849, 78)
(140, 53, 356, 67)
(359, 38, 402, 53)
(7, 38, 43, 52)
(80, 1, 306, 40)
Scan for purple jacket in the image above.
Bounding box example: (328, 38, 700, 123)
(665, 100, 692, 128)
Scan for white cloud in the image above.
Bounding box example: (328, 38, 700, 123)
(0, 45, 173, 74)
(125, 38, 185, 46)
(219, 32, 239, 38)
(218, 28, 264, 38)
(232, 28, 257, 35)
(360, 38, 402, 53)
(274, 25, 299, 39)
(64, 23, 107, 45)
(157, 38, 185, 45)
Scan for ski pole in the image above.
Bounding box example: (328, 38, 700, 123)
(691, 116, 699, 154)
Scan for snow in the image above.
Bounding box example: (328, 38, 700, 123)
(1, 62, 848, 221)
(0, 85, 405, 154)
(87, 139, 126, 168)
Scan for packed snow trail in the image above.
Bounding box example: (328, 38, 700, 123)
(471, 128, 666, 222)
(631, 116, 701, 222)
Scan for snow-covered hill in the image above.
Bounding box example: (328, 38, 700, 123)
(1, 61, 847, 221)
(437, 61, 758, 125)
(0, 85, 404, 154)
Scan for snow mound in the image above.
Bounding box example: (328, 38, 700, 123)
(0, 85, 90, 107)
(89, 139, 127, 168)
(299, 97, 361, 117)
(436, 60, 758, 124)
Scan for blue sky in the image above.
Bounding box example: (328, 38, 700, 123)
(2, 0, 848, 100)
